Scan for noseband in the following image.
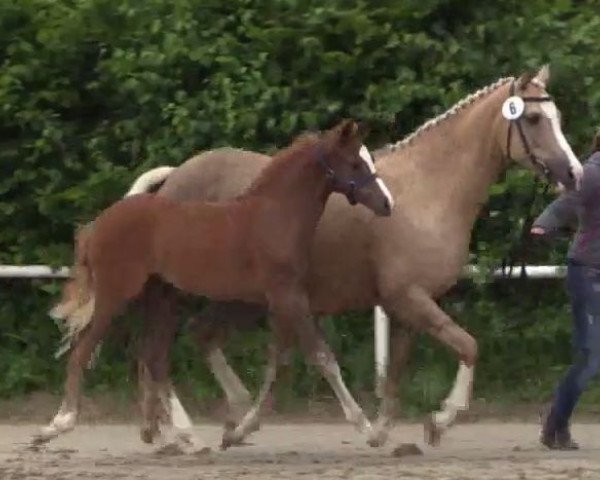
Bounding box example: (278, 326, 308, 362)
(505, 80, 553, 178)
(318, 154, 378, 205)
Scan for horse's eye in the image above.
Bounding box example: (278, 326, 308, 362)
(526, 113, 541, 125)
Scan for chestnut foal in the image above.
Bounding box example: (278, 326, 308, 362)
(36, 120, 393, 449)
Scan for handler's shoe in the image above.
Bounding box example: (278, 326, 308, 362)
(554, 428, 579, 450)
(539, 406, 579, 450)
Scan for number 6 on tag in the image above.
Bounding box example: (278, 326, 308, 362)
(502, 96, 525, 120)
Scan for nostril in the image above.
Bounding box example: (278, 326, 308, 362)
(568, 167, 574, 180)
(384, 198, 391, 211)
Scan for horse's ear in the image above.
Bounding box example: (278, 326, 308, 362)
(336, 119, 359, 143)
(534, 64, 551, 87)
(516, 69, 537, 90)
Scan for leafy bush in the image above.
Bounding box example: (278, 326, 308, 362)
(2, 0, 600, 408)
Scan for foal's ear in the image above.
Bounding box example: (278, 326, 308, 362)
(356, 121, 370, 139)
(336, 119, 360, 143)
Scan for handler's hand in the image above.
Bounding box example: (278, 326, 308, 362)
(530, 226, 546, 235)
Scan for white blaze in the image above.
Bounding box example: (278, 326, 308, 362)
(539, 102, 583, 189)
(359, 145, 395, 209)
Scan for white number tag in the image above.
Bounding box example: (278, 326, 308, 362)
(502, 96, 525, 120)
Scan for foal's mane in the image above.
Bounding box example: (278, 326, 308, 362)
(243, 132, 327, 196)
(379, 76, 514, 154)
(242, 131, 324, 196)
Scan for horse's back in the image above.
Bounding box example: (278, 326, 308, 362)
(158, 148, 270, 203)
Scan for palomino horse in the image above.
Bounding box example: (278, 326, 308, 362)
(47, 65, 583, 450)
(124, 65, 582, 449)
(36, 120, 393, 448)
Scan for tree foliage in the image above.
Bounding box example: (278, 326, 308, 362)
(1, 0, 600, 406)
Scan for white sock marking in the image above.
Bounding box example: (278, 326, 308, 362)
(169, 391, 193, 431)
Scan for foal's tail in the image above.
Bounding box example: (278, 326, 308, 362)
(49, 165, 174, 359)
(49, 223, 97, 358)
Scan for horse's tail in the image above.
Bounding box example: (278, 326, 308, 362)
(125, 166, 175, 196)
(50, 222, 97, 359)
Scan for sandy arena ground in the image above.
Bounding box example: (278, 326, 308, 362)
(1, 422, 599, 479)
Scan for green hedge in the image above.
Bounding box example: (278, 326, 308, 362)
(2, 0, 600, 408)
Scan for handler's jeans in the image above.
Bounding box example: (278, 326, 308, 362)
(551, 260, 600, 430)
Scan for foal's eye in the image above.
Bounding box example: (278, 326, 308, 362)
(526, 113, 541, 125)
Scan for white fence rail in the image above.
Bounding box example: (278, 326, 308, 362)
(0, 263, 568, 397)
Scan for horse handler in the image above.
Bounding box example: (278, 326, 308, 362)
(531, 131, 600, 450)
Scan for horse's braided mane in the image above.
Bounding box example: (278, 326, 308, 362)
(380, 76, 515, 154)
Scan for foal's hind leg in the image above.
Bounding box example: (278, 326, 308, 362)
(33, 299, 117, 445)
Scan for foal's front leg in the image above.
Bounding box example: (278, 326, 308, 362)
(269, 283, 373, 436)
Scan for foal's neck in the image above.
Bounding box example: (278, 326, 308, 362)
(244, 142, 332, 221)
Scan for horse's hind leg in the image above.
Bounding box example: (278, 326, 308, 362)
(192, 301, 265, 428)
(138, 280, 208, 453)
(220, 339, 285, 449)
(367, 316, 415, 447)
(33, 297, 118, 445)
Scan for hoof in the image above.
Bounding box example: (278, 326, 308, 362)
(140, 426, 160, 444)
(423, 414, 442, 447)
(221, 429, 245, 450)
(220, 430, 238, 450)
(366, 430, 389, 448)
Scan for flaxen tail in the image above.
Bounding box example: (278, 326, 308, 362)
(49, 165, 174, 361)
(50, 223, 96, 359)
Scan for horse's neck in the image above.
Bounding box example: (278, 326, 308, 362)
(379, 86, 507, 231)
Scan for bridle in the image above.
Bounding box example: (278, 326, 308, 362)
(501, 79, 555, 280)
(318, 152, 378, 205)
(505, 79, 554, 179)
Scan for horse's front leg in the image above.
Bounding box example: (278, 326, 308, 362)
(382, 286, 477, 446)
